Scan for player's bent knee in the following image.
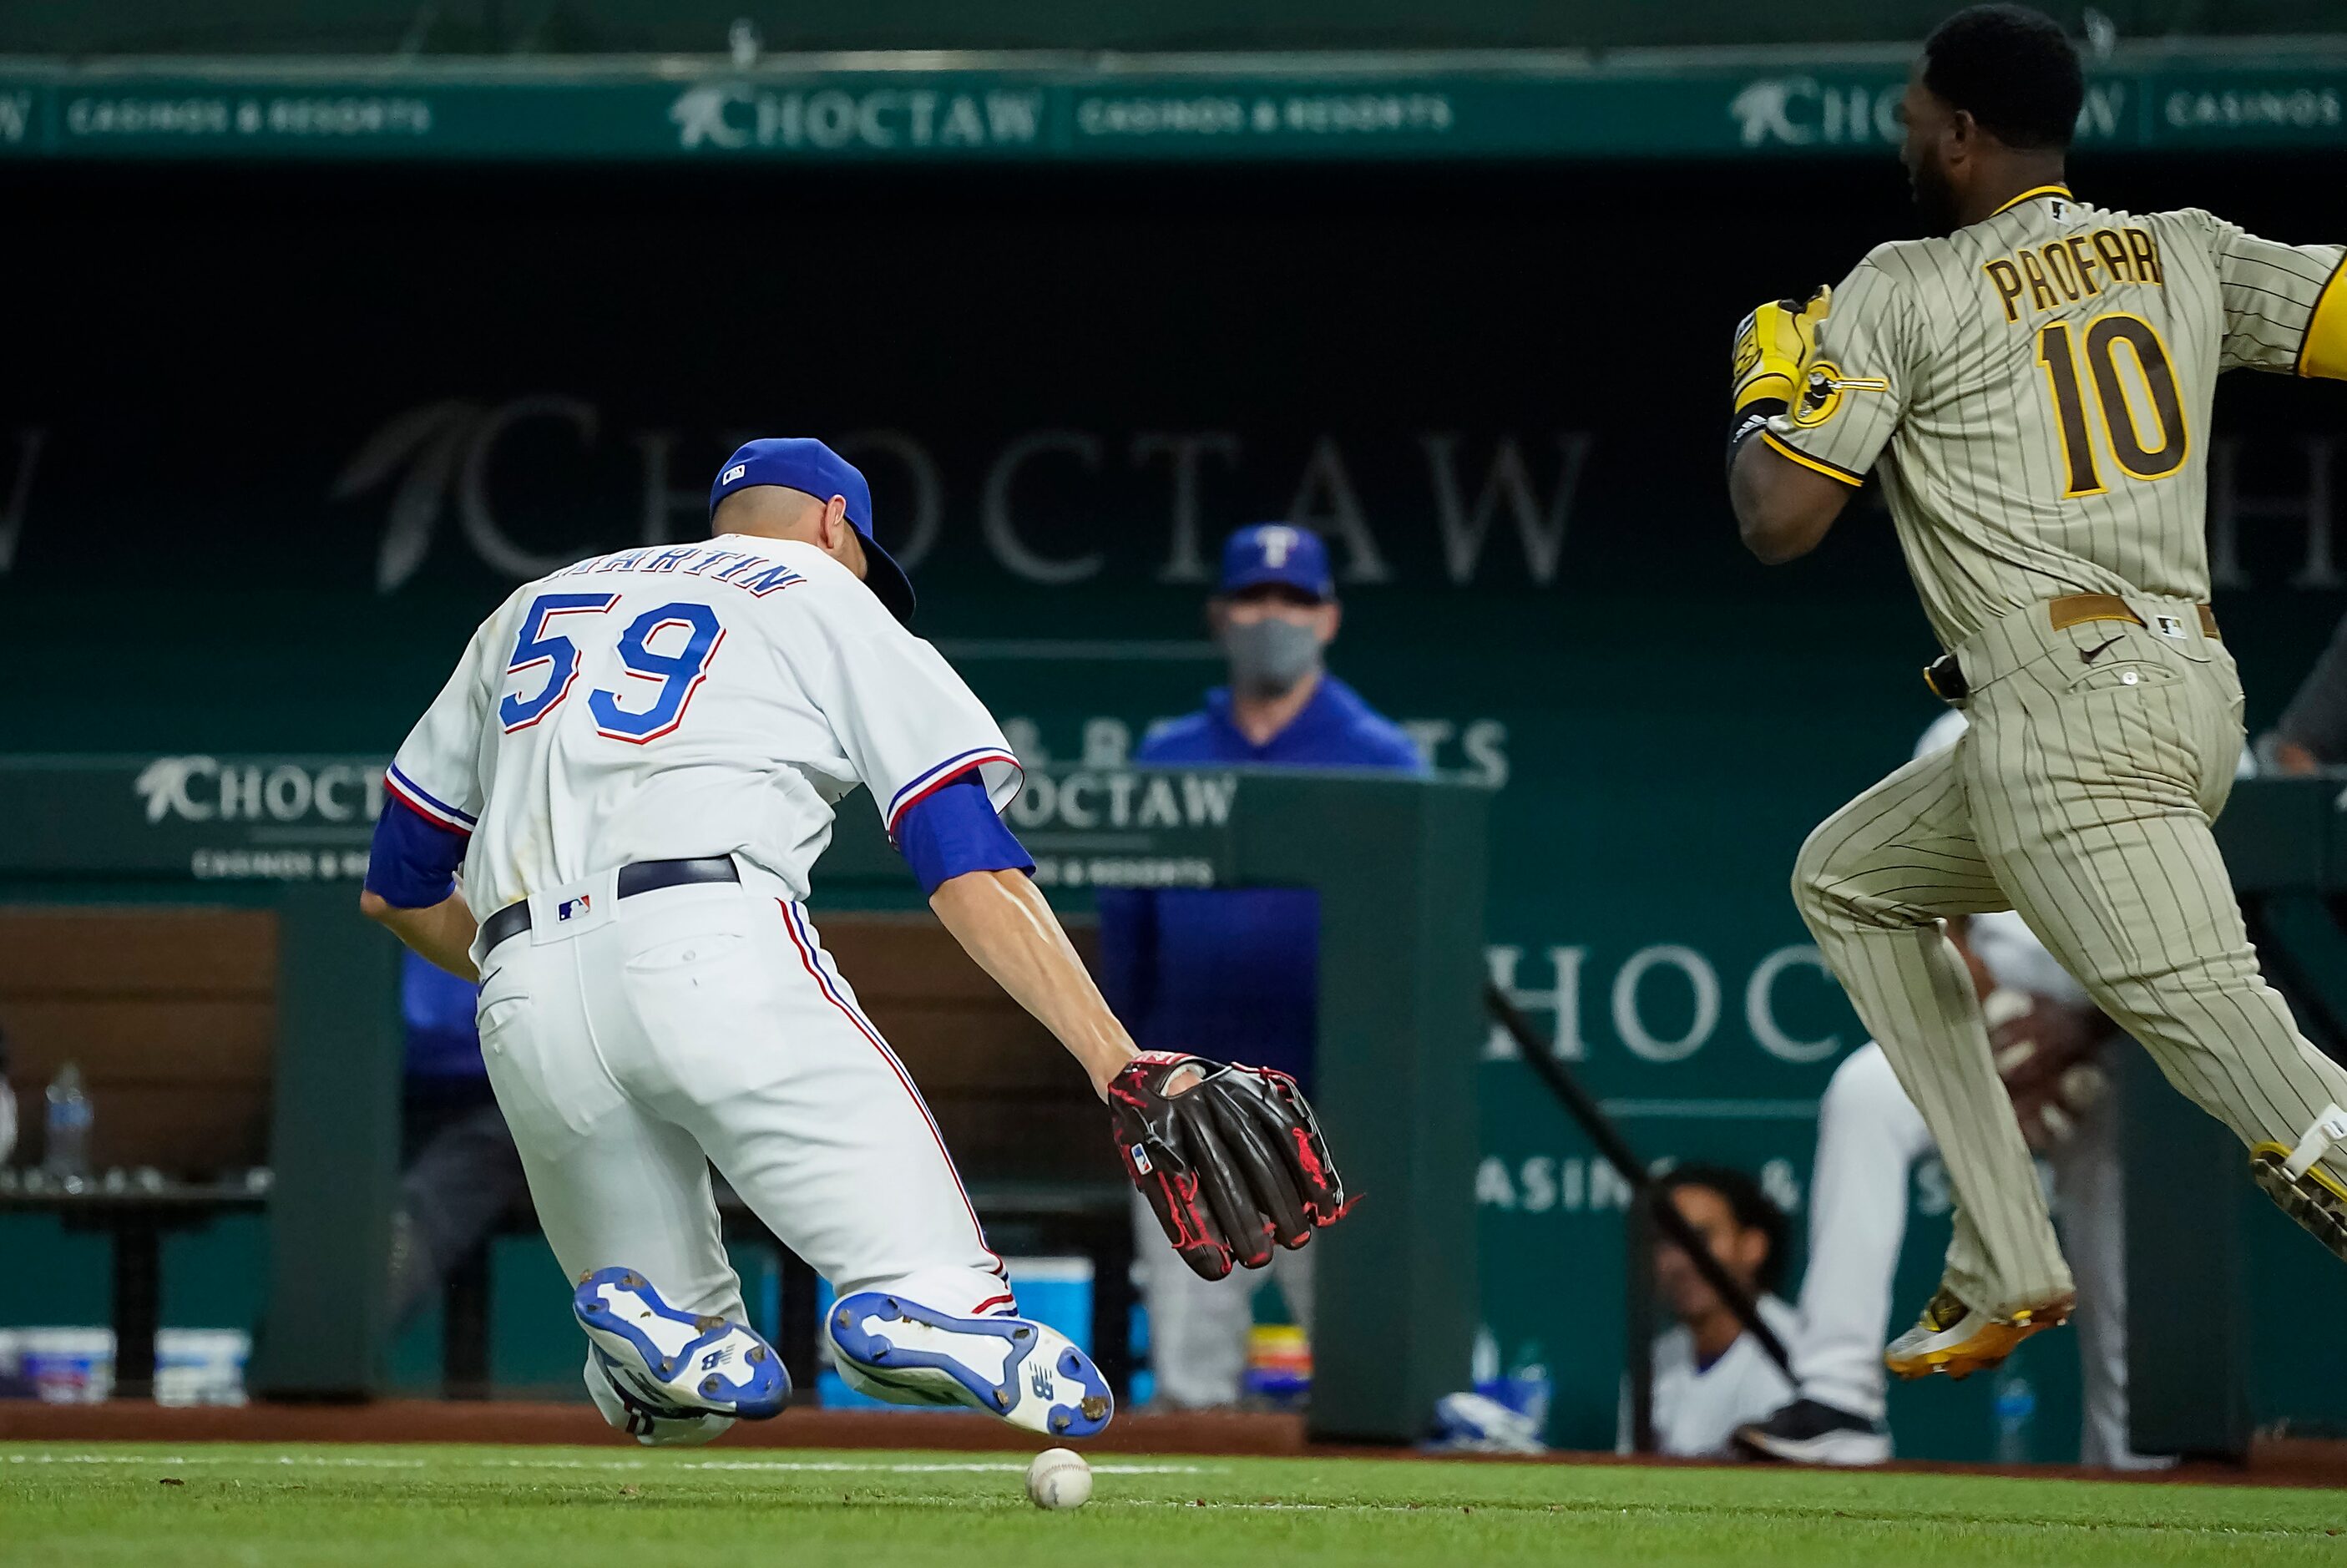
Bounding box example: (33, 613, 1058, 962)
(1790, 822, 1853, 925)
(1792, 826, 1938, 937)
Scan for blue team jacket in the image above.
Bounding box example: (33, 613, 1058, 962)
(1094, 675, 1427, 1091)
(402, 949, 485, 1080)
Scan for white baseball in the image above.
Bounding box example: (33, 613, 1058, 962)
(1024, 1447, 1092, 1510)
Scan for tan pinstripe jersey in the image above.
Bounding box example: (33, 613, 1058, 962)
(1764, 184, 2347, 650)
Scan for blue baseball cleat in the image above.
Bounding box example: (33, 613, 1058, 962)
(572, 1267, 788, 1421)
(827, 1290, 1114, 1439)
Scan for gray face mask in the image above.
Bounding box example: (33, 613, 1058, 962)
(1223, 616, 1323, 695)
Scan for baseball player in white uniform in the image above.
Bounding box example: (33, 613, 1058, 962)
(358, 438, 1348, 1445)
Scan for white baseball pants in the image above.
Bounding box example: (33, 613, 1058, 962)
(471, 865, 1014, 1417)
(1794, 1040, 2157, 1468)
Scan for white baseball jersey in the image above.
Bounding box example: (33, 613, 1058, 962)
(385, 535, 1021, 933)
(1619, 1294, 1799, 1458)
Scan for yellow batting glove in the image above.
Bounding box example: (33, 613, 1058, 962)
(1731, 285, 1831, 420)
(1728, 286, 1830, 462)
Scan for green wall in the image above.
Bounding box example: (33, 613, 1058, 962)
(5, 152, 2346, 1449)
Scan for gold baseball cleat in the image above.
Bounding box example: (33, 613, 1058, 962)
(1884, 1284, 2072, 1381)
(2250, 1104, 2347, 1264)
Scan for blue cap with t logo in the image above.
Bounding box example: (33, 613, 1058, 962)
(1218, 524, 1333, 600)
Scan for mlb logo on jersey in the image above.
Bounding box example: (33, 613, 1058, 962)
(528, 873, 620, 943)
(2154, 615, 2186, 639)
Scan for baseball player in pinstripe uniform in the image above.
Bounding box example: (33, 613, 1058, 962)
(1727, 4, 2347, 1383)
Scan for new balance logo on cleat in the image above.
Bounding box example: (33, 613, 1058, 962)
(572, 1267, 789, 1424)
(827, 1289, 1115, 1439)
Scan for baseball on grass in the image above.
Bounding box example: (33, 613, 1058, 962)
(1024, 1447, 1092, 1510)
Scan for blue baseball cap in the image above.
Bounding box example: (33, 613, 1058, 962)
(709, 438, 915, 625)
(1218, 524, 1333, 601)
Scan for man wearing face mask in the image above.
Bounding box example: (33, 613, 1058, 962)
(1096, 523, 1425, 1410)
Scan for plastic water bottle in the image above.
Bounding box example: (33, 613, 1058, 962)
(43, 1063, 93, 1181)
(1992, 1372, 2037, 1464)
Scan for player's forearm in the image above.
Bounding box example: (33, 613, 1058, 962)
(928, 868, 1138, 1097)
(1729, 440, 1846, 563)
(358, 888, 481, 983)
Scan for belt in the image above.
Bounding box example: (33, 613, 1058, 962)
(478, 857, 740, 953)
(2046, 591, 2219, 641)
(1925, 593, 2221, 704)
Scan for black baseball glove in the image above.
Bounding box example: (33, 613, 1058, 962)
(1108, 1051, 1348, 1282)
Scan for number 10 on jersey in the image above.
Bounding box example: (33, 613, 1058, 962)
(499, 594, 725, 743)
(2035, 311, 2189, 498)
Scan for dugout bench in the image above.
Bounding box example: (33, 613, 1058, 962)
(0, 756, 1489, 1444)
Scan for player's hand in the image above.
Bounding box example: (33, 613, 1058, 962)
(1731, 285, 1832, 420)
(1987, 989, 2112, 1152)
(1108, 1051, 1348, 1281)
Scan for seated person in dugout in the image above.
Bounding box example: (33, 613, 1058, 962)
(1618, 1164, 1798, 1458)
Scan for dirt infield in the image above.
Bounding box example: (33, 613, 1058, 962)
(0, 1399, 1307, 1455)
(5, 1399, 2346, 1488)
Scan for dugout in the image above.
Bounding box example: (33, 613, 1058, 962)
(9, 25, 2347, 1458)
(0, 755, 1487, 1444)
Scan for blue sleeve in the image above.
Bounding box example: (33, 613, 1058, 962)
(364, 797, 468, 909)
(894, 771, 1034, 896)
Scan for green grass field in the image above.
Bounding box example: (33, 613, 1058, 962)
(3, 1443, 2343, 1567)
